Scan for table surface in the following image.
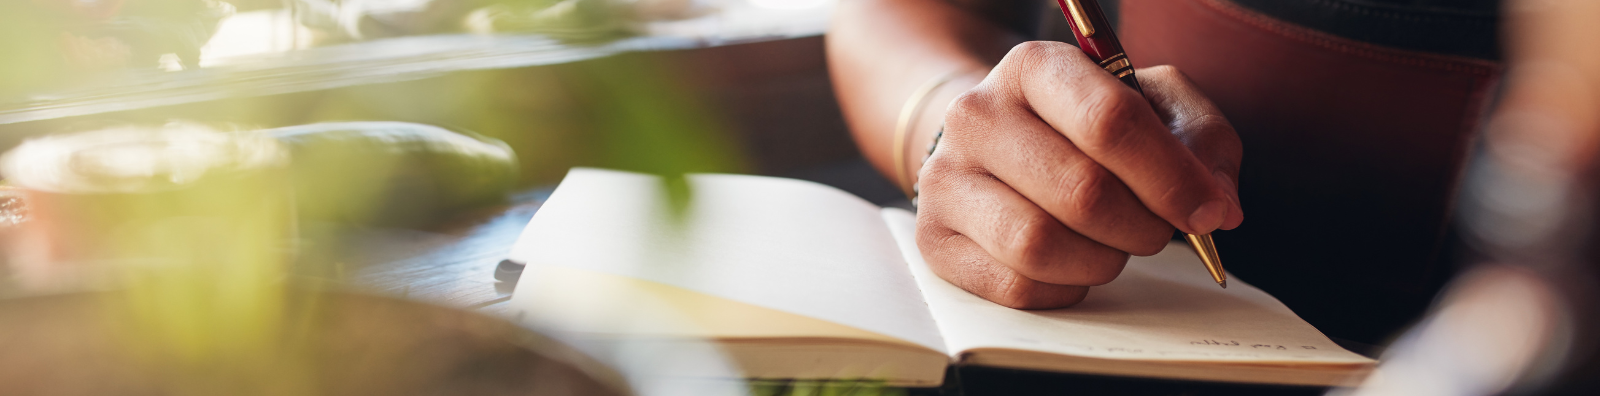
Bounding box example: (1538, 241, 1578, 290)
(334, 189, 550, 317)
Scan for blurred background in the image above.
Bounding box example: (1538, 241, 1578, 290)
(0, 1, 890, 395)
(0, 0, 890, 195)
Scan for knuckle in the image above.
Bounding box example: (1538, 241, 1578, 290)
(1012, 40, 1051, 53)
(1003, 41, 1080, 79)
(1141, 64, 1181, 79)
(1191, 113, 1236, 135)
(918, 158, 954, 185)
(1057, 168, 1174, 257)
(1141, 65, 1199, 92)
(916, 155, 976, 198)
(1125, 226, 1174, 256)
(1003, 214, 1061, 275)
(1077, 88, 1145, 156)
(1075, 249, 1131, 286)
(1059, 166, 1112, 217)
(915, 187, 955, 228)
(1009, 40, 1077, 63)
(1191, 115, 1243, 158)
(993, 275, 1088, 309)
(992, 274, 1040, 308)
(1008, 41, 1058, 62)
(944, 90, 994, 127)
(915, 218, 962, 260)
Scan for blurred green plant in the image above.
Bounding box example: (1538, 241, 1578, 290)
(0, 124, 319, 394)
(0, 2, 73, 96)
(571, 55, 750, 219)
(0, 0, 229, 83)
(0, 0, 755, 393)
(264, 121, 519, 227)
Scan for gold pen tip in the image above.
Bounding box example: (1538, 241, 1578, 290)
(1219, 280, 1228, 289)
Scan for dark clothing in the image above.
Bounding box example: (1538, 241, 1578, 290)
(1120, 0, 1501, 345)
(1231, 0, 1500, 59)
(945, 0, 1505, 345)
(954, 0, 1501, 59)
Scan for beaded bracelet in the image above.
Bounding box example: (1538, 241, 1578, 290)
(910, 124, 944, 208)
(893, 71, 961, 199)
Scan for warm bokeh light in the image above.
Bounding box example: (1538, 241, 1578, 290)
(0, 1, 854, 395)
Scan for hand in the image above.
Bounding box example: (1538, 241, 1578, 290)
(916, 41, 1244, 308)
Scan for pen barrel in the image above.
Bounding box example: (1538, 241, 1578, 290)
(1057, 0, 1142, 94)
(1116, 73, 1143, 94)
(1061, 0, 1222, 287)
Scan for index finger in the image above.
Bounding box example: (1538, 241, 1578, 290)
(993, 42, 1231, 234)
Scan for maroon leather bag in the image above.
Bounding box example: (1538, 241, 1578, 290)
(1119, 0, 1502, 342)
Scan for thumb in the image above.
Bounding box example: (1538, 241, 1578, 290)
(1139, 66, 1245, 230)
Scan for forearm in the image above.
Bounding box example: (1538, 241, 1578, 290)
(826, 0, 1023, 193)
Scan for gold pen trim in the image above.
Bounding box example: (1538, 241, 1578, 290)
(1097, 53, 1127, 66)
(1102, 58, 1131, 74)
(1063, 0, 1096, 37)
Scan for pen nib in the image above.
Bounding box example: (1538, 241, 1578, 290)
(1183, 233, 1228, 290)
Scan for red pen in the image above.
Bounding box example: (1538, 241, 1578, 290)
(1056, 0, 1142, 93)
(1054, 0, 1228, 289)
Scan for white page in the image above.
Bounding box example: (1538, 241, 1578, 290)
(508, 169, 946, 353)
(881, 208, 1371, 364)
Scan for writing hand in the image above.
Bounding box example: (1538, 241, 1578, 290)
(916, 41, 1244, 308)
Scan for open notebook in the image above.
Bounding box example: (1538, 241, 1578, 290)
(505, 168, 1374, 387)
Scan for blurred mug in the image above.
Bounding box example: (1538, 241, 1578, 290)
(0, 123, 294, 293)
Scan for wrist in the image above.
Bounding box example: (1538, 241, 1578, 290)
(902, 70, 986, 193)
(892, 71, 963, 198)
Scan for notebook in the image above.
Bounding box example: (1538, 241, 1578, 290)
(504, 168, 1374, 387)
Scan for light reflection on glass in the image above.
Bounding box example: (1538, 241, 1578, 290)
(200, 9, 314, 67)
(746, 0, 828, 11)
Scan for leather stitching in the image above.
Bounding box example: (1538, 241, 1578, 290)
(1297, 0, 1497, 25)
(1196, 0, 1503, 76)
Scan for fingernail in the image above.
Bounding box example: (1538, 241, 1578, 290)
(1188, 200, 1227, 234)
(1212, 170, 1243, 216)
(1212, 170, 1235, 191)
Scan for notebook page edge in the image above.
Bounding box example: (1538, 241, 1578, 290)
(879, 207, 1375, 371)
(507, 168, 948, 353)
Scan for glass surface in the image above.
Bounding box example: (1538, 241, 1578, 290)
(0, 0, 835, 126)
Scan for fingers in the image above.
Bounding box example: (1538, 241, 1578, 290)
(944, 88, 1174, 255)
(916, 214, 1094, 309)
(993, 42, 1233, 235)
(909, 42, 1248, 310)
(917, 161, 1129, 286)
(1139, 66, 1245, 230)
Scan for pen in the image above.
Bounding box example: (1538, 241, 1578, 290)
(1055, 0, 1229, 289)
